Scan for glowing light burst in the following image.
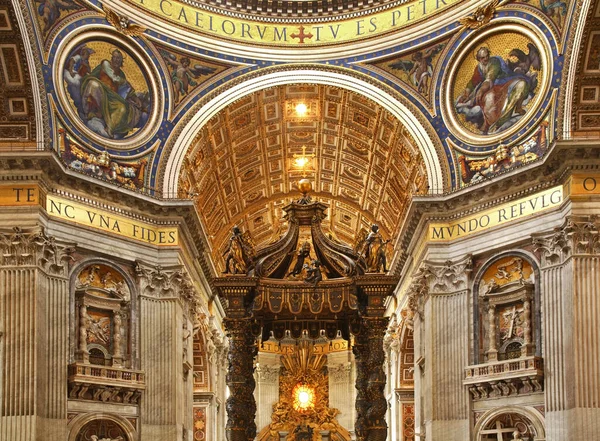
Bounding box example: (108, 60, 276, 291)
(295, 103, 308, 116)
(293, 383, 315, 411)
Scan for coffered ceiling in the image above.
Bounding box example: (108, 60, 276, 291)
(178, 84, 428, 268)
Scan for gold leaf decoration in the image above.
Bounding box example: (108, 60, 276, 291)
(459, 0, 499, 30)
(102, 4, 146, 37)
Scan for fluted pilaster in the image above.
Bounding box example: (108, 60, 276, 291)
(408, 255, 471, 441)
(136, 262, 198, 440)
(255, 361, 280, 432)
(0, 227, 73, 441)
(533, 216, 600, 440)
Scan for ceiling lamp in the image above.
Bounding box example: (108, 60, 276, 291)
(292, 145, 315, 177)
(295, 102, 308, 116)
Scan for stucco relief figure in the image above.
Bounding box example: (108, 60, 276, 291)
(222, 226, 254, 274)
(63, 44, 151, 139)
(88, 315, 110, 345)
(455, 44, 540, 135)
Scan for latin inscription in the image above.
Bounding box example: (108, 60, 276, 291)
(47, 196, 178, 245)
(128, 0, 459, 46)
(260, 340, 348, 354)
(0, 185, 39, 205)
(429, 186, 564, 241)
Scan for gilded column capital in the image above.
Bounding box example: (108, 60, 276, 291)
(533, 215, 600, 267)
(0, 226, 75, 276)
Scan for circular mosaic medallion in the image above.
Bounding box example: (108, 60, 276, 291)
(442, 22, 551, 146)
(55, 31, 161, 149)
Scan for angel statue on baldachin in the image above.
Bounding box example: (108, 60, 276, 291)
(355, 224, 392, 273)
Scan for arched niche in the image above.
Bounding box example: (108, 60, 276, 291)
(474, 406, 545, 441)
(68, 413, 136, 441)
(472, 252, 542, 364)
(71, 262, 133, 368)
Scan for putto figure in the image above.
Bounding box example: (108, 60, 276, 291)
(304, 259, 323, 285)
(287, 241, 311, 278)
(455, 44, 540, 135)
(222, 226, 254, 275)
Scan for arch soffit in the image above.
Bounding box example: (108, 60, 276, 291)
(161, 67, 447, 197)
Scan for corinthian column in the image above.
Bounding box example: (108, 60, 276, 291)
(533, 216, 600, 441)
(354, 275, 397, 441)
(213, 277, 259, 441)
(353, 330, 369, 441)
(364, 316, 390, 441)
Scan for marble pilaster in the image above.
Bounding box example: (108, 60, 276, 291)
(0, 227, 73, 441)
(136, 262, 197, 441)
(533, 216, 600, 441)
(407, 255, 471, 441)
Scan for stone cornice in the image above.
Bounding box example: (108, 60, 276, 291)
(392, 141, 600, 277)
(0, 152, 217, 289)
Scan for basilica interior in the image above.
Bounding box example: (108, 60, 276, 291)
(1, 0, 600, 440)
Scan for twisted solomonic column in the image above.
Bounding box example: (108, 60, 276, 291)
(224, 318, 258, 441)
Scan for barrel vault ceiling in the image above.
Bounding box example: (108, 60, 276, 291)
(178, 84, 428, 266)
